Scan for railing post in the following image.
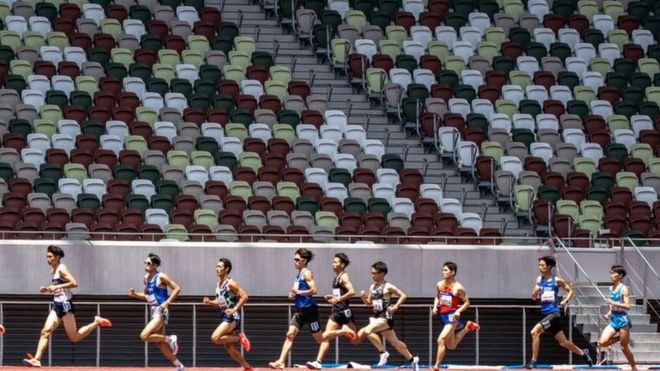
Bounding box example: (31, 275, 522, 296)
(335, 334, 339, 364)
(241, 306, 245, 358)
(144, 305, 149, 367)
(48, 303, 52, 367)
(522, 307, 526, 365)
(287, 305, 292, 367)
(0, 303, 3, 366)
(428, 306, 433, 367)
(96, 303, 101, 367)
(568, 308, 573, 365)
(475, 306, 480, 365)
(193, 304, 197, 367)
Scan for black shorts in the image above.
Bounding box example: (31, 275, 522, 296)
(53, 301, 75, 318)
(329, 307, 355, 326)
(538, 312, 562, 336)
(290, 306, 321, 333)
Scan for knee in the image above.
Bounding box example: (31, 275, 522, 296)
(447, 343, 457, 350)
(285, 332, 297, 341)
(211, 334, 223, 344)
(139, 331, 150, 342)
(530, 329, 540, 338)
(598, 340, 607, 348)
(314, 335, 323, 344)
(70, 336, 83, 343)
(437, 337, 446, 346)
(558, 340, 571, 348)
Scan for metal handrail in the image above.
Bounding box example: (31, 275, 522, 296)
(622, 238, 660, 324)
(0, 300, 544, 368)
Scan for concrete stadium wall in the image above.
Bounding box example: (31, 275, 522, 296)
(0, 240, 657, 298)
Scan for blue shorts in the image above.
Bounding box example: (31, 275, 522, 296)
(609, 314, 631, 331)
(221, 311, 241, 329)
(52, 301, 75, 318)
(439, 311, 463, 327)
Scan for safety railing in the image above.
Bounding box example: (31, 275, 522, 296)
(0, 301, 553, 368)
(622, 238, 660, 327)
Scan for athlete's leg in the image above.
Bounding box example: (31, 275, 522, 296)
(598, 325, 620, 348)
(360, 320, 389, 352)
(211, 321, 239, 345)
(618, 327, 637, 370)
(452, 322, 477, 347)
(316, 319, 341, 363)
(271, 325, 300, 367)
(226, 342, 251, 368)
(61, 313, 108, 343)
(434, 324, 457, 368)
(140, 316, 168, 343)
(529, 323, 545, 362)
(33, 311, 61, 361)
(382, 329, 414, 360)
(554, 331, 587, 355)
(153, 324, 179, 364)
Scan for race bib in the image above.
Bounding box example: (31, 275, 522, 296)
(372, 299, 384, 311)
(332, 288, 341, 298)
(344, 309, 352, 318)
(447, 313, 456, 323)
(440, 293, 453, 306)
(217, 296, 227, 308)
(146, 294, 157, 306)
(541, 288, 555, 303)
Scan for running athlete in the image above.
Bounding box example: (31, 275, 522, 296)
(356, 261, 419, 371)
(128, 253, 185, 371)
(269, 248, 323, 369)
(432, 261, 480, 370)
(202, 258, 252, 370)
(306, 253, 357, 370)
(597, 265, 637, 370)
(526, 256, 593, 369)
(23, 245, 112, 367)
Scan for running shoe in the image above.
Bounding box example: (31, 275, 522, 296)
(95, 316, 112, 328)
(238, 332, 251, 352)
(377, 351, 390, 366)
(306, 360, 323, 370)
(174, 365, 185, 371)
(269, 361, 285, 369)
(466, 321, 481, 331)
(581, 348, 593, 367)
(343, 327, 357, 341)
(244, 367, 254, 371)
(410, 356, 419, 371)
(168, 334, 179, 355)
(0, 324, 5, 334)
(524, 360, 537, 369)
(22, 358, 41, 367)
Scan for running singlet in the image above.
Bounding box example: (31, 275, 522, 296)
(52, 264, 72, 303)
(332, 272, 349, 311)
(538, 275, 560, 315)
(438, 282, 460, 314)
(144, 272, 169, 307)
(294, 268, 316, 309)
(216, 278, 238, 310)
(371, 282, 391, 318)
(609, 284, 628, 315)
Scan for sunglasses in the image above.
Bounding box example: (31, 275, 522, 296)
(144, 261, 153, 265)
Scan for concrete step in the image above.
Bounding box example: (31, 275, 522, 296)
(609, 350, 660, 363)
(572, 305, 648, 315)
(574, 313, 651, 324)
(579, 323, 658, 334)
(587, 331, 660, 342)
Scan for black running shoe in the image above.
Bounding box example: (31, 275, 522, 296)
(525, 360, 537, 369)
(582, 348, 593, 367)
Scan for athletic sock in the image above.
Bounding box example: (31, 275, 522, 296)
(174, 359, 183, 367)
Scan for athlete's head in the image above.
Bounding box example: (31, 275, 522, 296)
(144, 253, 161, 272)
(46, 245, 64, 266)
(217, 258, 232, 275)
(371, 261, 388, 280)
(443, 261, 457, 278)
(294, 248, 313, 269)
(538, 256, 556, 274)
(333, 253, 350, 272)
(610, 265, 626, 280)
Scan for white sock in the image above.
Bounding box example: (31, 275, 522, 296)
(173, 359, 183, 367)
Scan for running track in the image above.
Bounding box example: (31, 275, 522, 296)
(0, 367, 644, 370)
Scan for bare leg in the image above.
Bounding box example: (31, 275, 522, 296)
(554, 331, 586, 356)
(140, 316, 168, 343)
(434, 324, 457, 368)
(618, 327, 637, 370)
(153, 325, 178, 364)
(271, 325, 300, 367)
(61, 313, 103, 343)
(226, 342, 251, 368)
(33, 311, 61, 361)
(382, 329, 414, 360)
(598, 325, 619, 349)
(360, 320, 390, 352)
(211, 321, 239, 345)
(530, 323, 545, 361)
(316, 320, 341, 362)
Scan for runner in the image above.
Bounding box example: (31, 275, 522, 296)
(597, 265, 637, 370)
(356, 261, 419, 371)
(269, 248, 323, 369)
(23, 245, 112, 367)
(128, 253, 185, 371)
(202, 258, 252, 369)
(525, 255, 593, 369)
(306, 253, 357, 370)
(432, 261, 480, 370)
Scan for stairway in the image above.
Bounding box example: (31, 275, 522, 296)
(218, 0, 532, 238)
(571, 284, 660, 364)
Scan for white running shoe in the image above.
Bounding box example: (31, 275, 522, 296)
(174, 365, 185, 371)
(377, 351, 390, 366)
(22, 358, 41, 367)
(411, 356, 419, 371)
(168, 335, 179, 355)
(306, 360, 322, 370)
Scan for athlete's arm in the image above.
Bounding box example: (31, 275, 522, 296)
(226, 280, 248, 314)
(46, 265, 78, 292)
(128, 287, 147, 301)
(360, 285, 373, 306)
(557, 277, 575, 307)
(338, 273, 355, 301)
(387, 283, 407, 314)
(202, 296, 219, 306)
(454, 284, 470, 317)
(432, 282, 441, 315)
(531, 276, 541, 300)
(295, 269, 317, 295)
(158, 273, 181, 310)
(612, 286, 632, 310)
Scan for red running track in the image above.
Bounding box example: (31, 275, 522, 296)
(0, 368, 630, 370)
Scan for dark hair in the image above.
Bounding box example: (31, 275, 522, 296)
(444, 261, 458, 276)
(219, 258, 233, 273)
(147, 253, 161, 266)
(538, 256, 556, 268)
(335, 253, 350, 267)
(372, 261, 388, 275)
(295, 248, 314, 263)
(47, 245, 64, 258)
(611, 265, 627, 278)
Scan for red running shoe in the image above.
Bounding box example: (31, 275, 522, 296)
(95, 316, 113, 328)
(238, 332, 251, 352)
(343, 328, 357, 341)
(466, 321, 480, 331)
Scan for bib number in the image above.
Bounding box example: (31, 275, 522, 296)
(344, 309, 352, 318)
(447, 313, 455, 323)
(440, 293, 453, 306)
(146, 294, 157, 306)
(61, 302, 71, 313)
(332, 288, 341, 298)
(541, 288, 555, 303)
(217, 296, 227, 309)
(372, 299, 384, 311)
